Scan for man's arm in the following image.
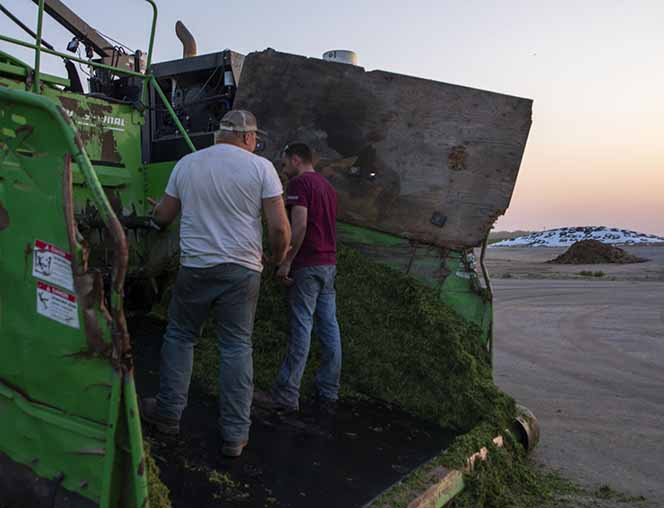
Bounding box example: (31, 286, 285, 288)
(149, 195, 181, 228)
(263, 196, 291, 265)
(282, 205, 307, 267)
(275, 205, 306, 284)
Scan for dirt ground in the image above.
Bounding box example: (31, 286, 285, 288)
(489, 246, 664, 506)
(132, 319, 458, 508)
(484, 245, 664, 281)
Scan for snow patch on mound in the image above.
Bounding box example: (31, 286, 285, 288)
(492, 226, 664, 247)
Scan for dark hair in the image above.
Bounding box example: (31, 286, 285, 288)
(283, 142, 313, 164)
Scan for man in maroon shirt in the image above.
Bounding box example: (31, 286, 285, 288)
(272, 143, 342, 415)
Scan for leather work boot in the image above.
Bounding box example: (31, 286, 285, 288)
(221, 440, 248, 458)
(139, 397, 180, 435)
(314, 395, 338, 417)
(255, 390, 299, 417)
(272, 403, 299, 417)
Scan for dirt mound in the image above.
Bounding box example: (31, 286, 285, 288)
(548, 240, 648, 264)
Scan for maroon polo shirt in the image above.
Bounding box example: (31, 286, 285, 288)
(285, 171, 338, 269)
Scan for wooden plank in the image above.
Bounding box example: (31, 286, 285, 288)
(406, 435, 505, 508)
(235, 50, 532, 249)
(407, 468, 465, 508)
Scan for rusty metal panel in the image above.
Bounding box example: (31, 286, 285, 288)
(234, 49, 532, 249)
(0, 87, 147, 507)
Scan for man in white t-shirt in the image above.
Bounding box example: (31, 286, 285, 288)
(141, 110, 291, 457)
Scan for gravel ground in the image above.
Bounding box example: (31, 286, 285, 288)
(492, 277, 664, 507)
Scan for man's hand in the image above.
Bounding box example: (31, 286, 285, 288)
(263, 245, 292, 266)
(149, 195, 181, 228)
(276, 262, 294, 287)
(145, 198, 163, 230)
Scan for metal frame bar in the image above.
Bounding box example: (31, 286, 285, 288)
(144, 0, 157, 70)
(0, 2, 54, 50)
(0, 43, 196, 155)
(124, 374, 149, 507)
(0, 61, 70, 86)
(140, 0, 158, 106)
(479, 234, 494, 363)
(0, 34, 145, 78)
(32, 0, 45, 93)
(99, 372, 122, 508)
(0, 0, 196, 154)
(149, 75, 196, 152)
(32, 0, 113, 57)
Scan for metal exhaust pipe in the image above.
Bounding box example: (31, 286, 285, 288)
(175, 20, 197, 58)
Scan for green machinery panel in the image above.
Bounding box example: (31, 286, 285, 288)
(0, 87, 147, 507)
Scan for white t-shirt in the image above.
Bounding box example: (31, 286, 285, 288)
(165, 143, 283, 271)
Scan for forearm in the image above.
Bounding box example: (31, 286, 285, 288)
(150, 195, 181, 227)
(285, 223, 306, 265)
(269, 226, 291, 265)
(263, 196, 291, 264)
(152, 204, 171, 227)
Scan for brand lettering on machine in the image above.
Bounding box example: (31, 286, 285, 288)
(63, 109, 126, 131)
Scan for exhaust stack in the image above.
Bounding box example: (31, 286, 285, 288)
(175, 21, 197, 58)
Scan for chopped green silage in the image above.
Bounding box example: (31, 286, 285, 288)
(144, 245, 649, 508)
(450, 435, 558, 508)
(144, 439, 172, 508)
(367, 423, 502, 508)
(451, 450, 649, 508)
(593, 485, 647, 504)
(191, 245, 514, 432)
(371, 426, 650, 508)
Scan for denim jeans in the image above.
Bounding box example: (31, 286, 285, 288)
(156, 263, 260, 442)
(273, 265, 342, 409)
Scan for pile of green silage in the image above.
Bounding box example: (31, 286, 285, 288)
(191, 245, 515, 432)
(144, 440, 172, 508)
(369, 423, 538, 508)
(448, 437, 649, 508)
(146, 245, 650, 508)
(371, 420, 650, 508)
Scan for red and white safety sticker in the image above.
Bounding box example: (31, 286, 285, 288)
(36, 281, 80, 329)
(32, 239, 74, 291)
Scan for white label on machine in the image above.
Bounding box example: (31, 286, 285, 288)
(36, 281, 80, 329)
(32, 239, 74, 291)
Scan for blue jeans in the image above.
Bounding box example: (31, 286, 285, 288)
(273, 265, 342, 409)
(156, 263, 260, 442)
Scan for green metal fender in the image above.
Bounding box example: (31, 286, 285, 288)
(0, 87, 147, 507)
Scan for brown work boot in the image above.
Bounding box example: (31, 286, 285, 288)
(253, 390, 299, 417)
(221, 440, 248, 458)
(272, 403, 299, 417)
(139, 397, 180, 435)
(314, 394, 338, 417)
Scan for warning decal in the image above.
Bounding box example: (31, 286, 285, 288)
(32, 239, 74, 291)
(36, 281, 80, 329)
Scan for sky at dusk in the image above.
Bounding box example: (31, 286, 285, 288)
(2, 0, 662, 234)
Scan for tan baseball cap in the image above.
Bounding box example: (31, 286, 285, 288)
(218, 110, 266, 135)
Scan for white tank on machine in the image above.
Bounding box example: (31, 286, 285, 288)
(322, 50, 359, 66)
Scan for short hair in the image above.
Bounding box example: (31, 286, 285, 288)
(283, 142, 313, 164)
(214, 129, 244, 143)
